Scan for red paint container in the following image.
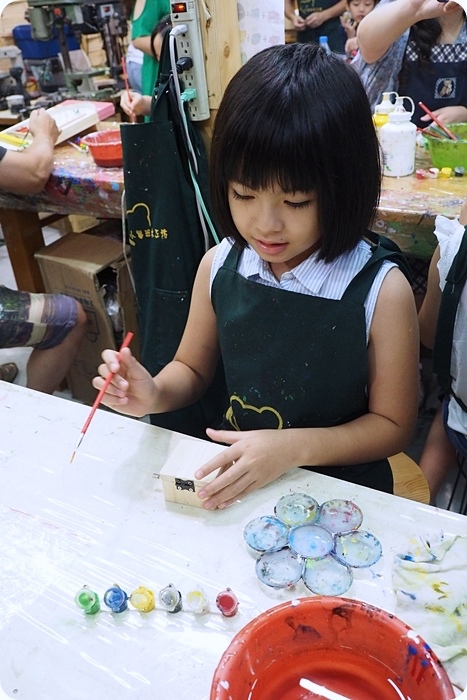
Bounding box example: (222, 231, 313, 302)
(215, 588, 238, 617)
(210, 597, 454, 700)
(81, 129, 123, 168)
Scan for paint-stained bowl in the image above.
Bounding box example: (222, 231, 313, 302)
(425, 122, 467, 169)
(210, 597, 454, 700)
(81, 128, 123, 168)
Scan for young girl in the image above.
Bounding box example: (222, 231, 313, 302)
(354, 0, 467, 126)
(95, 43, 419, 509)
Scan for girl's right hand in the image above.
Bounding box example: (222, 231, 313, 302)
(119, 90, 151, 118)
(92, 347, 156, 417)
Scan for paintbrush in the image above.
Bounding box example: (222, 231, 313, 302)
(418, 101, 460, 141)
(121, 56, 136, 124)
(417, 127, 444, 140)
(70, 331, 134, 463)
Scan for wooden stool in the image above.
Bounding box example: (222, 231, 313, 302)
(389, 453, 430, 504)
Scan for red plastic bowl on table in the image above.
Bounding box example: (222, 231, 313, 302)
(210, 596, 455, 700)
(81, 129, 123, 168)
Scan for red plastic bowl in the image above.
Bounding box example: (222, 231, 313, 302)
(210, 597, 454, 700)
(81, 128, 122, 168)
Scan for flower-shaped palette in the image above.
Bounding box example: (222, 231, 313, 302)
(244, 495, 382, 596)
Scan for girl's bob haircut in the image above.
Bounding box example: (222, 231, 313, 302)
(210, 42, 381, 262)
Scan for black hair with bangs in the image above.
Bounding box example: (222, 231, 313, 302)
(209, 42, 381, 262)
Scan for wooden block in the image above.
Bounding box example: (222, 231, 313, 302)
(159, 439, 226, 508)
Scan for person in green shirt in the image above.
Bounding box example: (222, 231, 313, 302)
(131, 0, 171, 98)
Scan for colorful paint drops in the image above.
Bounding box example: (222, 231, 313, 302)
(75, 586, 100, 614)
(216, 588, 239, 617)
(103, 584, 129, 613)
(129, 586, 155, 612)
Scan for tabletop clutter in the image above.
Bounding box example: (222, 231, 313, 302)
(373, 90, 467, 179)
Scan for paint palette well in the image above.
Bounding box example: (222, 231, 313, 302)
(243, 515, 289, 554)
(288, 523, 334, 559)
(302, 554, 353, 596)
(317, 498, 363, 533)
(274, 492, 319, 527)
(334, 530, 382, 568)
(255, 548, 304, 589)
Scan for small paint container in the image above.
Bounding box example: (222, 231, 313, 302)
(427, 167, 439, 179)
(334, 530, 382, 568)
(274, 492, 319, 527)
(216, 588, 238, 617)
(439, 167, 452, 178)
(186, 588, 210, 614)
(415, 169, 427, 179)
(288, 523, 334, 559)
(75, 586, 100, 614)
(255, 547, 304, 589)
(454, 166, 465, 177)
(302, 554, 353, 596)
(103, 584, 129, 613)
(129, 586, 155, 612)
(243, 515, 289, 556)
(158, 583, 183, 613)
(317, 499, 363, 534)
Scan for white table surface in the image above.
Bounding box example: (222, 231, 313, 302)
(1, 382, 466, 700)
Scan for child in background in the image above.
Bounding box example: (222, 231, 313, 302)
(285, 0, 347, 53)
(95, 43, 419, 509)
(340, 0, 376, 57)
(418, 200, 467, 503)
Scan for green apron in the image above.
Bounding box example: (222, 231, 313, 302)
(121, 33, 226, 439)
(211, 241, 403, 494)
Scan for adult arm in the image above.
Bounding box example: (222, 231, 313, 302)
(357, 0, 456, 64)
(0, 109, 59, 194)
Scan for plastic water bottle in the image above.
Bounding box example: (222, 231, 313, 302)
(319, 36, 332, 55)
(379, 96, 417, 177)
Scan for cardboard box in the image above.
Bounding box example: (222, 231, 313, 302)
(35, 231, 140, 405)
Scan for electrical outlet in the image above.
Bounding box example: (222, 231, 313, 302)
(170, 1, 210, 121)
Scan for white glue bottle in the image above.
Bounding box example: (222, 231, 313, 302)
(373, 91, 398, 133)
(379, 96, 416, 177)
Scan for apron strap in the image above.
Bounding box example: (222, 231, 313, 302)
(433, 226, 467, 403)
(342, 231, 412, 306)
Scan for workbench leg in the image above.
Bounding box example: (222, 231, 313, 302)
(0, 208, 46, 292)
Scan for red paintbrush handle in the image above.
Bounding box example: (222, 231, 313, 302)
(418, 101, 459, 141)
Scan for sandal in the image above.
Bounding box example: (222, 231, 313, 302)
(0, 362, 18, 383)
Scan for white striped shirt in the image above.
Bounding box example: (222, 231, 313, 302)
(210, 238, 395, 342)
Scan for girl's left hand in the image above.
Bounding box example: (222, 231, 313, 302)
(420, 105, 467, 125)
(195, 428, 297, 509)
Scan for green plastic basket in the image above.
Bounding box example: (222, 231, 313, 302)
(425, 123, 467, 169)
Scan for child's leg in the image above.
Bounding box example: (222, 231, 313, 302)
(419, 403, 457, 501)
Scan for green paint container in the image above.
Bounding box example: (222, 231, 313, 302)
(425, 123, 467, 169)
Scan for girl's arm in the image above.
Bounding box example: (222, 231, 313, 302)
(418, 247, 441, 349)
(93, 247, 221, 416)
(419, 199, 467, 348)
(357, 0, 450, 64)
(195, 267, 420, 509)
